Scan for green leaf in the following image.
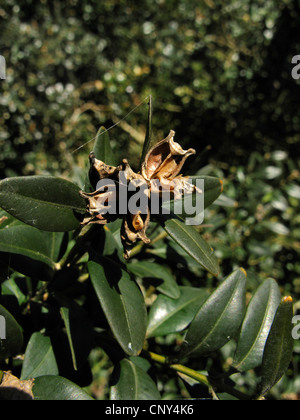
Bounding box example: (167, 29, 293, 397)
(58, 295, 93, 371)
(1, 278, 27, 305)
(127, 261, 180, 299)
(233, 279, 281, 372)
(93, 126, 117, 166)
(0, 176, 86, 232)
(88, 259, 147, 356)
(21, 332, 59, 380)
(161, 218, 219, 276)
(180, 269, 247, 358)
(147, 286, 209, 337)
(110, 358, 161, 400)
(60, 307, 77, 370)
(0, 225, 63, 269)
(257, 298, 294, 397)
(32, 376, 93, 400)
(0, 304, 23, 360)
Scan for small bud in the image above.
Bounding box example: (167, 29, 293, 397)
(282, 296, 293, 303)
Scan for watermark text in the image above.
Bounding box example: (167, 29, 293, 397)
(0, 55, 6, 80)
(292, 55, 300, 80)
(0, 315, 6, 340)
(94, 174, 204, 226)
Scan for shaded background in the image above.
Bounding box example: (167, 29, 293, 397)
(1, 0, 300, 176)
(1, 0, 300, 398)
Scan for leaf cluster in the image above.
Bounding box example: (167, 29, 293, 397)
(0, 122, 294, 400)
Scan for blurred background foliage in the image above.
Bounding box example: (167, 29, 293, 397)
(0, 0, 300, 399)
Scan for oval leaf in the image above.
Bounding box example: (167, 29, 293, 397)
(110, 358, 160, 400)
(0, 176, 86, 232)
(0, 304, 23, 360)
(147, 287, 209, 337)
(0, 225, 63, 269)
(127, 261, 180, 299)
(180, 269, 247, 358)
(257, 298, 294, 397)
(21, 332, 59, 380)
(161, 218, 219, 276)
(233, 279, 281, 372)
(88, 259, 147, 356)
(33, 376, 93, 400)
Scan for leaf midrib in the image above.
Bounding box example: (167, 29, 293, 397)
(165, 219, 218, 275)
(235, 287, 276, 369)
(0, 191, 85, 213)
(187, 278, 241, 354)
(0, 239, 55, 268)
(148, 292, 206, 336)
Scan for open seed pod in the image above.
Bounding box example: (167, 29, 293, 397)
(80, 129, 198, 260)
(141, 130, 196, 182)
(88, 152, 122, 189)
(121, 210, 151, 260)
(79, 188, 118, 225)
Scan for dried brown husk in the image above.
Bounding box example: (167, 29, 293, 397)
(0, 371, 34, 400)
(141, 130, 196, 182)
(121, 210, 151, 260)
(80, 130, 197, 259)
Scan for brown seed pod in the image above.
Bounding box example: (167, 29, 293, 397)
(0, 371, 34, 400)
(121, 210, 151, 260)
(88, 152, 122, 189)
(141, 130, 196, 182)
(80, 130, 198, 260)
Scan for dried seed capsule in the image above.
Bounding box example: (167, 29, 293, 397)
(89, 152, 122, 189)
(141, 130, 196, 182)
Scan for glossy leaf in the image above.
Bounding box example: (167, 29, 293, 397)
(0, 304, 23, 360)
(1, 278, 27, 306)
(110, 358, 160, 400)
(257, 298, 294, 397)
(33, 376, 93, 400)
(127, 261, 180, 299)
(161, 218, 219, 276)
(93, 126, 117, 166)
(21, 332, 58, 380)
(0, 176, 86, 232)
(233, 279, 281, 372)
(147, 286, 210, 337)
(0, 225, 63, 269)
(180, 269, 247, 358)
(88, 259, 147, 356)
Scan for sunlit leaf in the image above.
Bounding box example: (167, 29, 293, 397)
(180, 269, 246, 358)
(110, 358, 160, 400)
(88, 259, 147, 356)
(257, 298, 294, 397)
(33, 376, 93, 400)
(161, 218, 219, 276)
(233, 279, 281, 372)
(147, 286, 209, 337)
(0, 177, 86, 232)
(21, 332, 58, 380)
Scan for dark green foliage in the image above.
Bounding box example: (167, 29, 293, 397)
(0, 124, 295, 400)
(0, 0, 298, 401)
